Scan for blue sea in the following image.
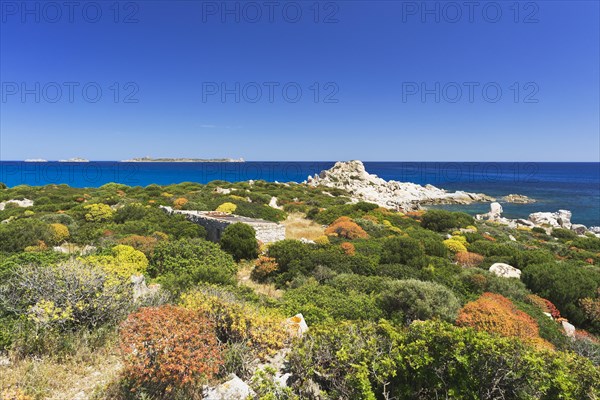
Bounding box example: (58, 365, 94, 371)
(1, 161, 599, 227)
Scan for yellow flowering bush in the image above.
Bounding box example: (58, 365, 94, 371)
(443, 238, 468, 254)
(216, 202, 237, 214)
(85, 245, 148, 280)
(181, 286, 287, 359)
(83, 203, 114, 222)
(48, 223, 70, 244)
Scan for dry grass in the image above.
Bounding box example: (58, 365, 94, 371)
(236, 261, 283, 299)
(0, 335, 122, 400)
(282, 212, 325, 241)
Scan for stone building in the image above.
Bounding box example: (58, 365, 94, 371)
(160, 206, 285, 243)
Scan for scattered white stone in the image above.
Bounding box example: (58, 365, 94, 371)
(286, 313, 309, 338)
(300, 238, 315, 244)
(489, 263, 521, 279)
(543, 312, 553, 319)
(562, 320, 576, 338)
(203, 374, 255, 400)
(509, 234, 516, 242)
(0, 355, 11, 367)
(215, 187, 231, 195)
(269, 196, 282, 210)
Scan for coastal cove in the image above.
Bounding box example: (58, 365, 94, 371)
(1, 161, 598, 226)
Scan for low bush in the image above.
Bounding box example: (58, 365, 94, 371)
(149, 238, 237, 294)
(220, 222, 258, 261)
(120, 305, 222, 397)
(379, 236, 425, 265)
(457, 293, 546, 346)
(181, 286, 287, 359)
(379, 279, 461, 324)
(325, 216, 369, 240)
(421, 209, 474, 232)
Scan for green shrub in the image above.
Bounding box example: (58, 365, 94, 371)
(552, 228, 577, 240)
(0, 261, 133, 331)
(281, 281, 382, 325)
(220, 222, 258, 261)
(380, 236, 425, 265)
(289, 319, 600, 400)
(379, 279, 461, 323)
(421, 210, 474, 232)
(522, 262, 600, 329)
(149, 238, 237, 294)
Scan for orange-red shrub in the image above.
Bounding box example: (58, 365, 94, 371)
(482, 234, 496, 242)
(173, 197, 189, 210)
(251, 256, 279, 282)
(526, 294, 561, 319)
(340, 242, 356, 256)
(457, 293, 542, 344)
(454, 251, 484, 268)
(580, 296, 600, 324)
(120, 305, 222, 394)
(325, 216, 368, 240)
(118, 234, 166, 256)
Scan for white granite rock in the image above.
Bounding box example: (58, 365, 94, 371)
(203, 375, 255, 400)
(0, 198, 34, 210)
(562, 320, 576, 338)
(489, 263, 521, 279)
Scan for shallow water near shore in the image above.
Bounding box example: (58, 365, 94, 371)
(1, 161, 598, 226)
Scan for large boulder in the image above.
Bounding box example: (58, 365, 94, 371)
(528, 210, 572, 229)
(489, 263, 521, 279)
(561, 320, 576, 338)
(203, 374, 255, 400)
(571, 224, 588, 235)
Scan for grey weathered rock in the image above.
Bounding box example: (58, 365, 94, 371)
(215, 187, 232, 195)
(571, 224, 588, 235)
(203, 375, 255, 400)
(529, 210, 572, 229)
(489, 263, 521, 279)
(490, 202, 503, 217)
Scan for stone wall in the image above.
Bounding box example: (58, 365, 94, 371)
(160, 206, 285, 243)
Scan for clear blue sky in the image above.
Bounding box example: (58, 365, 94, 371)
(1, 0, 598, 161)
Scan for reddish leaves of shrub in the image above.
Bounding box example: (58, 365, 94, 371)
(454, 251, 484, 268)
(251, 256, 279, 282)
(340, 242, 356, 256)
(325, 217, 368, 240)
(120, 305, 223, 393)
(457, 293, 544, 345)
(526, 294, 561, 319)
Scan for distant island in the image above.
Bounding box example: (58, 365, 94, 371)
(121, 157, 245, 163)
(58, 158, 89, 163)
(24, 159, 47, 162)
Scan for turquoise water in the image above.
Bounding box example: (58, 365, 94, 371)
(1, 161, 598, 226)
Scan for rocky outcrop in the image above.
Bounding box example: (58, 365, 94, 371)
(0, 198, 34, 210)
(489, 263, 521, 279)
(529, 210, 572, 230)
(502, 194, 535, 203)
(306, 161, 495, 211)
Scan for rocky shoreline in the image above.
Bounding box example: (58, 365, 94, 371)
(306, 160, 599, 237)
